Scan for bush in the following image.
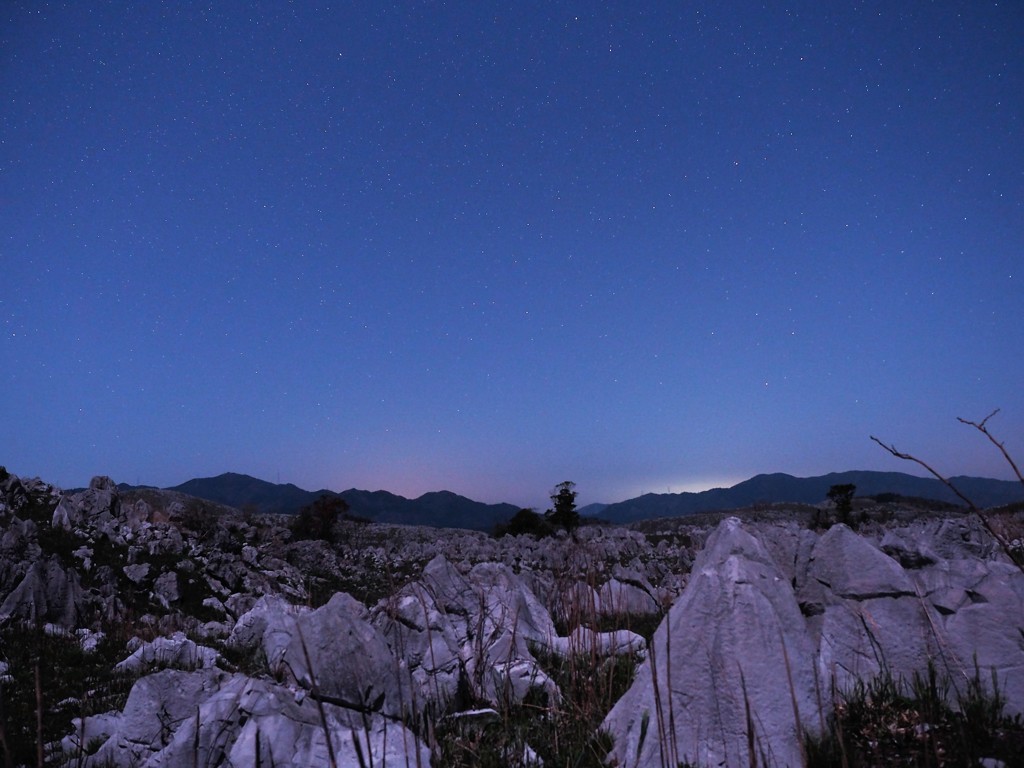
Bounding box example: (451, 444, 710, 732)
(291, 494, 349, 541)
(826, 484, 856, 525)
(495, 508, 554, 538)
(176, 498, 218, 539)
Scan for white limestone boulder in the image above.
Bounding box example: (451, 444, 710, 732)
(115, 631, 220, 673)
(0, 556, 85, 627)
(603, 518, 819, 768)
(281, 591, 409, 717)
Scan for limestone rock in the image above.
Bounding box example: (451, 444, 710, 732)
(143, 674, 429, 768)
(152, 571, 180, 608)
(115, 631, 220, 673)
(82, 668, 226, 766)
(374, 554, 561, 709)
(51, 476, 121, 536)
(597, 576, 659, 616)
(807, 524, 916, 600)
(0, 556, 85, 626)
(548, 626, 646, 658)
(74, 669, 430, 768)
(123, 563, 150, 584)
(930, 559, 1024, 716)
(281, 592, 408, 716)
(227, 594, 308, 672)
(603, 518, 819, 768)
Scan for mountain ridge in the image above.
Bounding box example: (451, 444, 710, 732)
(111, 469, 1024, 530)
(596, 469, 1024, 523)
(163, 472, 519, 532)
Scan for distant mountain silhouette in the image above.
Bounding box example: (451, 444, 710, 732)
(576, 502, 609, 518)
(169, 473, 332, 514)
(165, 472, 518, 532)
(334, 488, 519, 530)
(596, 470, 1024, 524)
(140, 469, 1024, 530)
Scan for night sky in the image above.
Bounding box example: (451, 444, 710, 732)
(4, 2, 1022, 510)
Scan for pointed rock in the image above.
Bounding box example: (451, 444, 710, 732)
(603, 518, 819, 768)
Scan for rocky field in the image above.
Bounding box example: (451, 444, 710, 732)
(1, 468, 1023, 767)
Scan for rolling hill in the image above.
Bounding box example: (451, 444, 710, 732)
(595, 470, 1024, 524)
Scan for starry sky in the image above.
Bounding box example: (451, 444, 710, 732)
(3, 2, 1022, 511)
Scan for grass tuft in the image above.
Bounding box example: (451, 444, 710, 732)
(805, 662, 1024, 767)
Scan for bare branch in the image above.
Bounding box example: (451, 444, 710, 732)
(871, 432, 1023, 576)
(957, 409, 1024, 487)
(868, 436, 978, 511)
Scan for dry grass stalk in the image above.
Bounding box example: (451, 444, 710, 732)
(0, 678, 11, 768)
(779, 630, 807, 768)
(739, 667, 757, 768)
(192, 707, 199, 768)
(664, 618, 680, 767)
(33, 654, 42, 768)
(647, 635, 669, 768)
(295, 625, 338, 768)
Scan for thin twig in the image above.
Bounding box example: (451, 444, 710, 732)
(868, 436, 978, 511)
(870, 428, 1024, 576)
(957, 409, 1024, 486)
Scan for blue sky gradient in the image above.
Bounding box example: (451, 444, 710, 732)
(4, 2, 1022, 510)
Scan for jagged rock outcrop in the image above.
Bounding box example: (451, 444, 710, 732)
(372, 554, 562, 709)
(282, 592, 408, 716)
(0, 555, 85, 626)
(913, 550, 1024, 716)
(52, 475, 120, 534)
(147, 674, 429, 768)
(70, 668, 431, 768)
(604, 517, 1024, 767)
(597, 569, 661, 616)
(806, 524, 941, 692)
(604, 518, 819, 768)
(115, 631, 220, 673)
(3, 467, 1022, 767)
(76, 668, 227, 766)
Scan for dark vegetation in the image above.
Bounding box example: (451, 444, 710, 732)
(290, 494, 356, 541)
(826, 483, 856, 525)
(495, 480, 581, 538)
(494, 507, 555, 538)
(0, 622, 138, 768)
(806, 663, 1024, 767)
(546, 480, 580, 532)
(428, 646, 639, 768)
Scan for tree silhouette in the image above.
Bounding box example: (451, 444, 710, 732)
(546, 481, 579, 531)
(827, 483, 856, 525)
(291, 494, 348, 541)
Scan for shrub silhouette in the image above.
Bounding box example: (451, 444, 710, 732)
(826, 483, 856, 525)
(291, 494, 348, 541)
(546, 481, 579, 531)
(496, 508, 554, 538)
